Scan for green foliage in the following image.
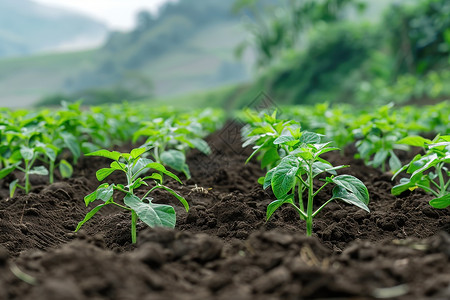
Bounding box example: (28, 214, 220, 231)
(231, 0, 450, 107)
(76, 148, 188, 243)
(270, 22, 376, 105)
(0, 102, 224, 197)
(234, 0, 366, 67)
(383, 0, 450, 75)
(132, 110, 219, 179)
(354, 69, 450, 106)
(241, 101, 450, 176)
(243, 110, 370, 236)
(392, 135, 450, 209)
(352, 105, 411, 172)
(37, 85, 150, 107)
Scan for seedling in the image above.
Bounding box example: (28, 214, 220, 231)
(75, 147, 188, 243)
(353, 105, 410, 173)
(392, 135, 450, 209)
(133, 118, 211, 179)
(242, 109, 299, 171)
(259, 131, 370, 236)
(0, 126, 51, 197)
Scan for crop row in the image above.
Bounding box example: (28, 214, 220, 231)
(240, 103, 450, 222)
(241, 101, 450, 173)
(0, 101, 224, 198)
(0, 101, 448, 242)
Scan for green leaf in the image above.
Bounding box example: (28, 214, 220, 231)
(311, 161, 342, 177)
(300, 131, 321, 145)
(331, 186, 370, 212)
(160, 150, 185, 172)
(61, 132, 81, 160)
(261, 147, 279, 169)
(154, 185, 189, 212)
(84, 183, 108, 206)
(273, 135, 295, 145)
(316, 146, 340, 157)
(96, 184, 115, 202)
(110, 161, 126, 171)
(86, 149, 121, 161)
(35, 143, 57, 162)
(266, 195, 293, 221)
(257, 176, 265, 185)
(142, 173, 163, 183)
(96, 168, 116, 181)
(129, 179, 146, 190)
(189, 138, 211, 155)
(75, 202, 111, 232)
(9, 179, 18, 198)
(372, 150, 388, 168)
(0, 163, 20, 179)
(389, 152, 402, 172)
(84, 191, 97, 206)
(429, 194, 450, 209)
(130, 148, 147, 159)
(391, 178, 422, 195)
(409, 154, 439, 181)
(124, 194, 176, 228)
(59, 159, 73, 178)
(29, 166, 49, 176)
(181, 164, 191, 180)
(131, 158, 153, 177)
(20, 146, 34, 161)
(397, 136, 431, 147)
(145, 163, 182, 184)
(331, 175, 369, 205)
(271, 156, 299, 199)
(263, 168, 276, 189)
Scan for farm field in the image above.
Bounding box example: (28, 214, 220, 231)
(0, 102, 449, 299)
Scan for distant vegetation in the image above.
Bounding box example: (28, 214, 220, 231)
(0, 0, 254, 107)
(228, 0, 450, 107)
(55, 0, 250, 106)
(0, 0, 106, 58)
(0, 0, 448, 108)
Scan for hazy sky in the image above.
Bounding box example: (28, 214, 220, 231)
(34, 0, 176, 30)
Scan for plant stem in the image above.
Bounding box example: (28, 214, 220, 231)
(290, 202, 307, 219)
(49, 161, 54, 184)
(131, 210, 137, 244)
(24, 160, 30, 194)
(127, 168, 138, 243)
(112, 202, 132, 211)
(312, 198, 334, 217)
(416, 184, 440, 197)
(437, 163, 445, 196)
(313, 181, 329, 197)
(306, 162, 314, 236)
(297, 181, 304, 211)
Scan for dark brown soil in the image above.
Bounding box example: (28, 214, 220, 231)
(0, 122, 449, 300)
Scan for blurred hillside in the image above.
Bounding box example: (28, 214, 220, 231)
(0, 0, 254, 107)
(0, 0, 447, 109)
(63, 0, 253, 99)
(193, 0, 449, 109)
(0, 0, 107, 58)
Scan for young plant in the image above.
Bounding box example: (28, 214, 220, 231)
(392, 135, 450, 209)
(261, 131, 370, 236)
(352, 105, 410, 173)
(75, 147, 189, 243)
(0, 126, 51, 197)
(241, 109, 299, 171)
(133, 118, 211, 179)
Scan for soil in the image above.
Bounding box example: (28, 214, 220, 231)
(0, 122, 449, 300)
